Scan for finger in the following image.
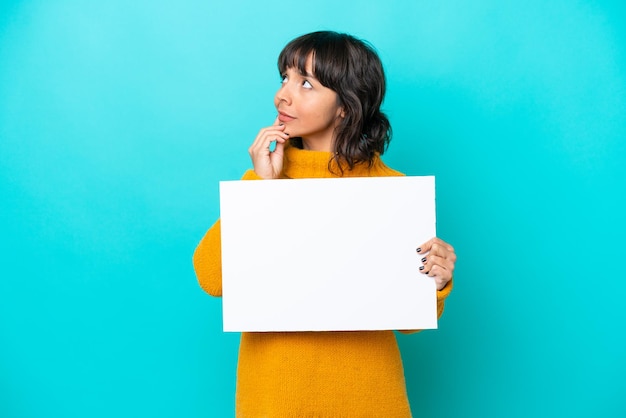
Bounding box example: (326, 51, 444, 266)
(254, 131, 288, 148)
(419, 254, 455, 275)
(271, 138, 286, 163)
(249, 128, 288, 153)
(254, 122, 286, 139)
(417, 237, 454, 253)
(433, 275, 451, 291)
(429, 264, 452, 290)
(272, 116, 292, 136)
(416, 237, 455, 258)
(417, 237, 448, 251)
(252, 126, 287, 146)
(418, 260, 452, 290)
(261, 132, 289, 152)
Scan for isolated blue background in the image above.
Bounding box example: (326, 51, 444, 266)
(1, 1, 624, 417)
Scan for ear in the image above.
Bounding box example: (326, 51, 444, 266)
(338, 107, 345, 118)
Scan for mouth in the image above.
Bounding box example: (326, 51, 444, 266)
(277, 111, 295, 123)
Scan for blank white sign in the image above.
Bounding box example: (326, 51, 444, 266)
(219, 176, 437, 332)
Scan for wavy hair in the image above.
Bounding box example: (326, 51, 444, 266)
(278, 31, 392, 172)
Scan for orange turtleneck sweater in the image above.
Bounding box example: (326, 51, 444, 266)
(193, 144, 452, 417)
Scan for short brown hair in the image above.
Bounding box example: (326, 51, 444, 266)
(278, 31, 392, 173)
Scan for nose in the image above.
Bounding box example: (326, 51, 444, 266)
(275, 82, 292, 106)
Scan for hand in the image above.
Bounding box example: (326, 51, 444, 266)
(248, 116, 289, 179)
(416, 237, 456, 291)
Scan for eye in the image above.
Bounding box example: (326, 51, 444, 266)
(280, 74, 288, 84)
(302, 80, 313, 89)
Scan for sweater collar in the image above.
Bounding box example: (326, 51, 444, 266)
(282, 143, 381, 179)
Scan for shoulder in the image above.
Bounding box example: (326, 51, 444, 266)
(371, 156, 405, 177)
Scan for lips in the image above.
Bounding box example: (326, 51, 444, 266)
(278, 111, 295, 123)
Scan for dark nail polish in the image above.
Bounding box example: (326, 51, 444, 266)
(416, 248, 422, 253)
(421, 257, 427, 263)
(419, 266, 424, 271)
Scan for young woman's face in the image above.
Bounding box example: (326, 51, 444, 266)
(274, 55, 344, 151)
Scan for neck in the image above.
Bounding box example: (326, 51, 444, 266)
(300, 136, 334, 152)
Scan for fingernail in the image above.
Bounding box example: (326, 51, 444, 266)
(419, 266, 424, 271)
(416, 248, 421, 253)
(421, 257, 427, 263)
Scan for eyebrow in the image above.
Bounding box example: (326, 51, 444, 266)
(299, 70, 317, 79)
(284, 66, 318, 80)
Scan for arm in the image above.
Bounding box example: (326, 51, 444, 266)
(398, 237, 456, 334)
(194, 117, 285, 295)
(436, 278, 453, 318)
(192, 170, 263, 297)
(193, 218, 224, 297)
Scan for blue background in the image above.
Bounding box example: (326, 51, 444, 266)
(1, 1, 624, 417)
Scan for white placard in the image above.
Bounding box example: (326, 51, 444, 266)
(219, 176, 437, 332)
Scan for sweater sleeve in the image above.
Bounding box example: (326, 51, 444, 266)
(193, 218, 224, 296)
(192, 169, 262, 297)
